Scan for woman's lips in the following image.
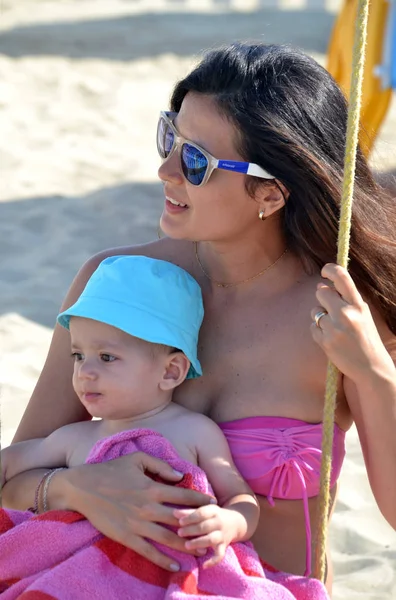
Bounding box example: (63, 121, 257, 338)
(165, 197, 189, 213)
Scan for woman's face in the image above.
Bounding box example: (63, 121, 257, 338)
(158, 93, 262, 243)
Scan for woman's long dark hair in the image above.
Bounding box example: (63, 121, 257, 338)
(171, 43, 396, 334)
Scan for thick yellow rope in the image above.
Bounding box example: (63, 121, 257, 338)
(314, 0, 371, 582)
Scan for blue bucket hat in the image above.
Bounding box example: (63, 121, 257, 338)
(57, 255, 204, 379)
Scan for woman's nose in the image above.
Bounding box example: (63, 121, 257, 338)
(158, 151, 184, 185)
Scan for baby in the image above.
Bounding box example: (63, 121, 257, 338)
(1, 255, 259, 568)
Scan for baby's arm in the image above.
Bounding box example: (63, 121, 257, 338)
(1, 424, 77, 486)
(175, 416, 259, 567)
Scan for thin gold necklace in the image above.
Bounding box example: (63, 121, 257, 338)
(194, 242, 288, 288)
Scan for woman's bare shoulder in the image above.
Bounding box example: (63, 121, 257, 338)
(85, 237, 194, 274)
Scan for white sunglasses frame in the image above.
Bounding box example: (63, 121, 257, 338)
(157, 111, 275, 187)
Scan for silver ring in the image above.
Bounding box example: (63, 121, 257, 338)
(314, 310, 328, 329)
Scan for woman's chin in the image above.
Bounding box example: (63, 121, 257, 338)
(159, 214, 192, 240)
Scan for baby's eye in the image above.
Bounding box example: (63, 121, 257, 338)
(71, 352, 84, 362)
(101, 353, 116, 363)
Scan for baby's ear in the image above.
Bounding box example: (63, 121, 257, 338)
(159, 352, 190, 391)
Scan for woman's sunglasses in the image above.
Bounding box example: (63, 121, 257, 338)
(157, 111, 275, 187)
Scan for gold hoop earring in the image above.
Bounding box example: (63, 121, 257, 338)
(258, 210, 266, 221)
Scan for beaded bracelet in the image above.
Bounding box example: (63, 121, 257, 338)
(42, 468, 66, 512)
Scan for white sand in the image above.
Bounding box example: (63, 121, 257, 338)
(1, 1, 395, 598)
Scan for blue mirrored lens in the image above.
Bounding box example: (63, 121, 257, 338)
(181, 143, 208, 185)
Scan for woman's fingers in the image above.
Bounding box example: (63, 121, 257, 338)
(134, 521, 208, 557)
(315, 283, 347, 315)
(123, 534, 182, 572)
(137, 521, 187, 548)
(314, 281, 362, 332)
(133, 504, 217, 555)
(313, 265, 363, 332)
(68, 454, 219, 573)
(309, 267, 391, 380)
(321, 263, 363, 306)
(152, 482, 216, 508)
(137, 453, 185, 481)
(137, 454, 217, 506)
(140, 502, 181, 527)
(311, 306, 331, 330)
(94, 516, 185, 571)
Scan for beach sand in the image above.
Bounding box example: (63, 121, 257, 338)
(1, 1, 395, 598)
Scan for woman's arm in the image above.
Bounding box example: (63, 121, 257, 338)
(343, 364, 396, 528)
(4, 452, 216, 572)
(311, 263, 396, 529)
(2, 468, 67, 511)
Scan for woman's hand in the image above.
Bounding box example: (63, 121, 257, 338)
(64, 452, 216, 571)
(310, 264, 393, 382)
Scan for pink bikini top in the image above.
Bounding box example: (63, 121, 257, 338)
(219, 416, 346, 577)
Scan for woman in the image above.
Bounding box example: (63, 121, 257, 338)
(4, 43, 396, 589)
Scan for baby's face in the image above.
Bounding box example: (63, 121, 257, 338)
(69, 317, 169, 420)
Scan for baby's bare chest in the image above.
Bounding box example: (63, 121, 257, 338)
(67, 425, 105, 467)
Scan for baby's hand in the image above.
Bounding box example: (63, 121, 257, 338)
(174, 505, 244, 568)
